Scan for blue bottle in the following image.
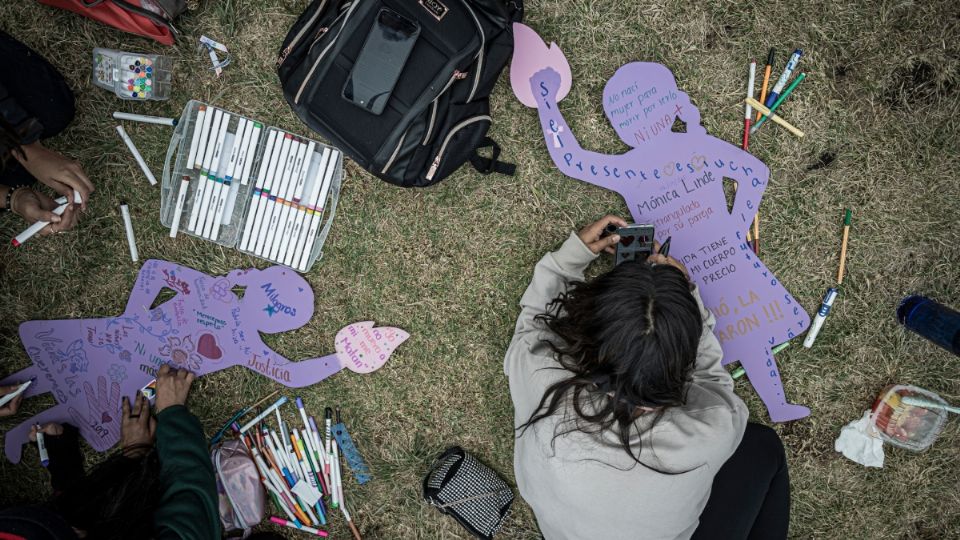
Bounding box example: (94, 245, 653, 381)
(897, 296, 960, 356)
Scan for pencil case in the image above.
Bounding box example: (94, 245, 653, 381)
(160, 100, 343, 272)
(92, 48, 172, 101)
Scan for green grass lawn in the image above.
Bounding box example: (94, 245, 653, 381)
(1, 0, 959, 538)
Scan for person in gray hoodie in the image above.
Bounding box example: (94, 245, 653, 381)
(505, 215, 790, 540)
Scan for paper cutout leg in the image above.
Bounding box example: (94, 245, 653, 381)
(516, 41, 811, 421)
(4, 259, 410, 463)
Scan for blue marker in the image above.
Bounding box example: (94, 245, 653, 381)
(803, 287, 838, 348)
(764, 48, 803, 108)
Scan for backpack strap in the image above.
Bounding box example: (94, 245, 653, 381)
(470, 137, 515, 176)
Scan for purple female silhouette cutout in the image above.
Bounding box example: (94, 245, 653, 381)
(511, 24, 810, 422)
(0, 259, 408, 463)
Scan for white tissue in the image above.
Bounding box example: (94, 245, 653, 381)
(835, 410, 885, 468)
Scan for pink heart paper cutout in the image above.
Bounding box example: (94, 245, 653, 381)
(335, 321, 410, 374)
(197, 333, 223, 360)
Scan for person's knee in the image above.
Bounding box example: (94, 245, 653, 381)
(37, 84, 75, 138)
(745, 423, 786, 466)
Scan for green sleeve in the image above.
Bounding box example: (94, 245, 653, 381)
(153, 405, 221, 540)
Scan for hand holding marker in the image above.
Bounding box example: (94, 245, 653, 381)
(803, 209, 852, 348)
(11, 191, 82, 247)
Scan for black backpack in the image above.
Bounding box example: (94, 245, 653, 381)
(277, 0, 523, 188)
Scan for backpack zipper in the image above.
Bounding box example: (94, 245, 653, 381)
(381, 129, 409, 174)
(294, 0, 359, 104)
(425, 115, 491, 181)
(457, 0, 485, 102)
(422, 70, 467, 145)
(277, 0, 328, 66)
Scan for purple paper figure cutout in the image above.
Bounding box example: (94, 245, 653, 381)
(1, 259, 409, 463)
(511, 24, 811, 422)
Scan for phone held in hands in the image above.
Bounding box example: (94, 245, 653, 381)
(605, 223, 655, 266)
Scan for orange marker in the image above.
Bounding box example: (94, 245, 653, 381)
(756, 48, 774, 122)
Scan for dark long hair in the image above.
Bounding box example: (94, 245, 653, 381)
(52, 444, 164, 540)
(518, 260, 703, 466)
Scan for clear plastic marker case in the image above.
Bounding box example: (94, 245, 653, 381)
(160, 100, 343, 272)
(92, 48, 172, 101)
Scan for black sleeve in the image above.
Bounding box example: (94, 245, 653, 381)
(43, 424, 86, 494)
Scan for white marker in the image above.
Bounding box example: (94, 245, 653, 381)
(260, 137, 299, 259)
(11, 194, 71, 247)
(278, 141, 315, 265)
(247, 131, 286, 254)
(803, 287, 838, 348)
(36, 424, 49, 467)
(185, 105, 207, 170)
(188, 108, 223, 231)
(0, 380, 32, 408)
(113, 111, 177, 127)
(208, 118, 247, 240)
(169, 175, 191, 238)
(238, 123, 262, 185)
(296, 150, 339, 271)
(238, 129, 278, 251)
(285, 148, 329, 267)
(272, 141, 309, 262)
(254, 134, 292, 256)
(238, 396, 289, 433)
(193, 105, 215, 169)
(195, 112, 231, 235)
(120, 203, 139, 262)
(115, 125, 157, 186)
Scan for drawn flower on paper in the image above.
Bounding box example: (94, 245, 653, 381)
(55, 340, 90, 374)
(150, 309, 164, 322)
(108, 364, 127, 384)
(119, 350, 132, 363)
(158, 335, 202, 371)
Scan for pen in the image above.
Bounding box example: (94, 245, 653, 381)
(658, 236, 672, 257)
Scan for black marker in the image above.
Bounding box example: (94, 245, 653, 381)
(659, 237, 672, 257)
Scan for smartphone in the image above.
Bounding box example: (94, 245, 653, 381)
(342, 8, 420, 115)
(613, 224, 655, 266)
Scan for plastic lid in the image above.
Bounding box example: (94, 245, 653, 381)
(869, 384, 948, 451)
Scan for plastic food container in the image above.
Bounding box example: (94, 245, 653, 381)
(870, 384, 948, 451)
(160, 100, 342, 272)
(92, 48, 172, 101)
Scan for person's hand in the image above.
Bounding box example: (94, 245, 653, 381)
(15, 141, 93, 210)
(0, 384, 25, 417)
(10, 187, 79, 234)
(577, 214, 629, 254)
(648, 241, 691, 281)
(154, 364, 195, 413)
(120, 392, 156, 454)
(28, 423, 63, 442)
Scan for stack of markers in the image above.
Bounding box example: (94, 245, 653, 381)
(234, 396, 362, 539)
(236, 128, 338, 272)
(166, 101, 341, 271)
(739, 47, 808, 255)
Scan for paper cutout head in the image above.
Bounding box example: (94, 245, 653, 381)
(0, 259, 409, 463)
(228, 266, 315, 333)
(510, 23, 811, 423)
(602, 62, 706, 143)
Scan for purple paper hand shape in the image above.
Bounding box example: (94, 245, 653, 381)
(512, 24, 811, 422)
(1, 260, 409, 462)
